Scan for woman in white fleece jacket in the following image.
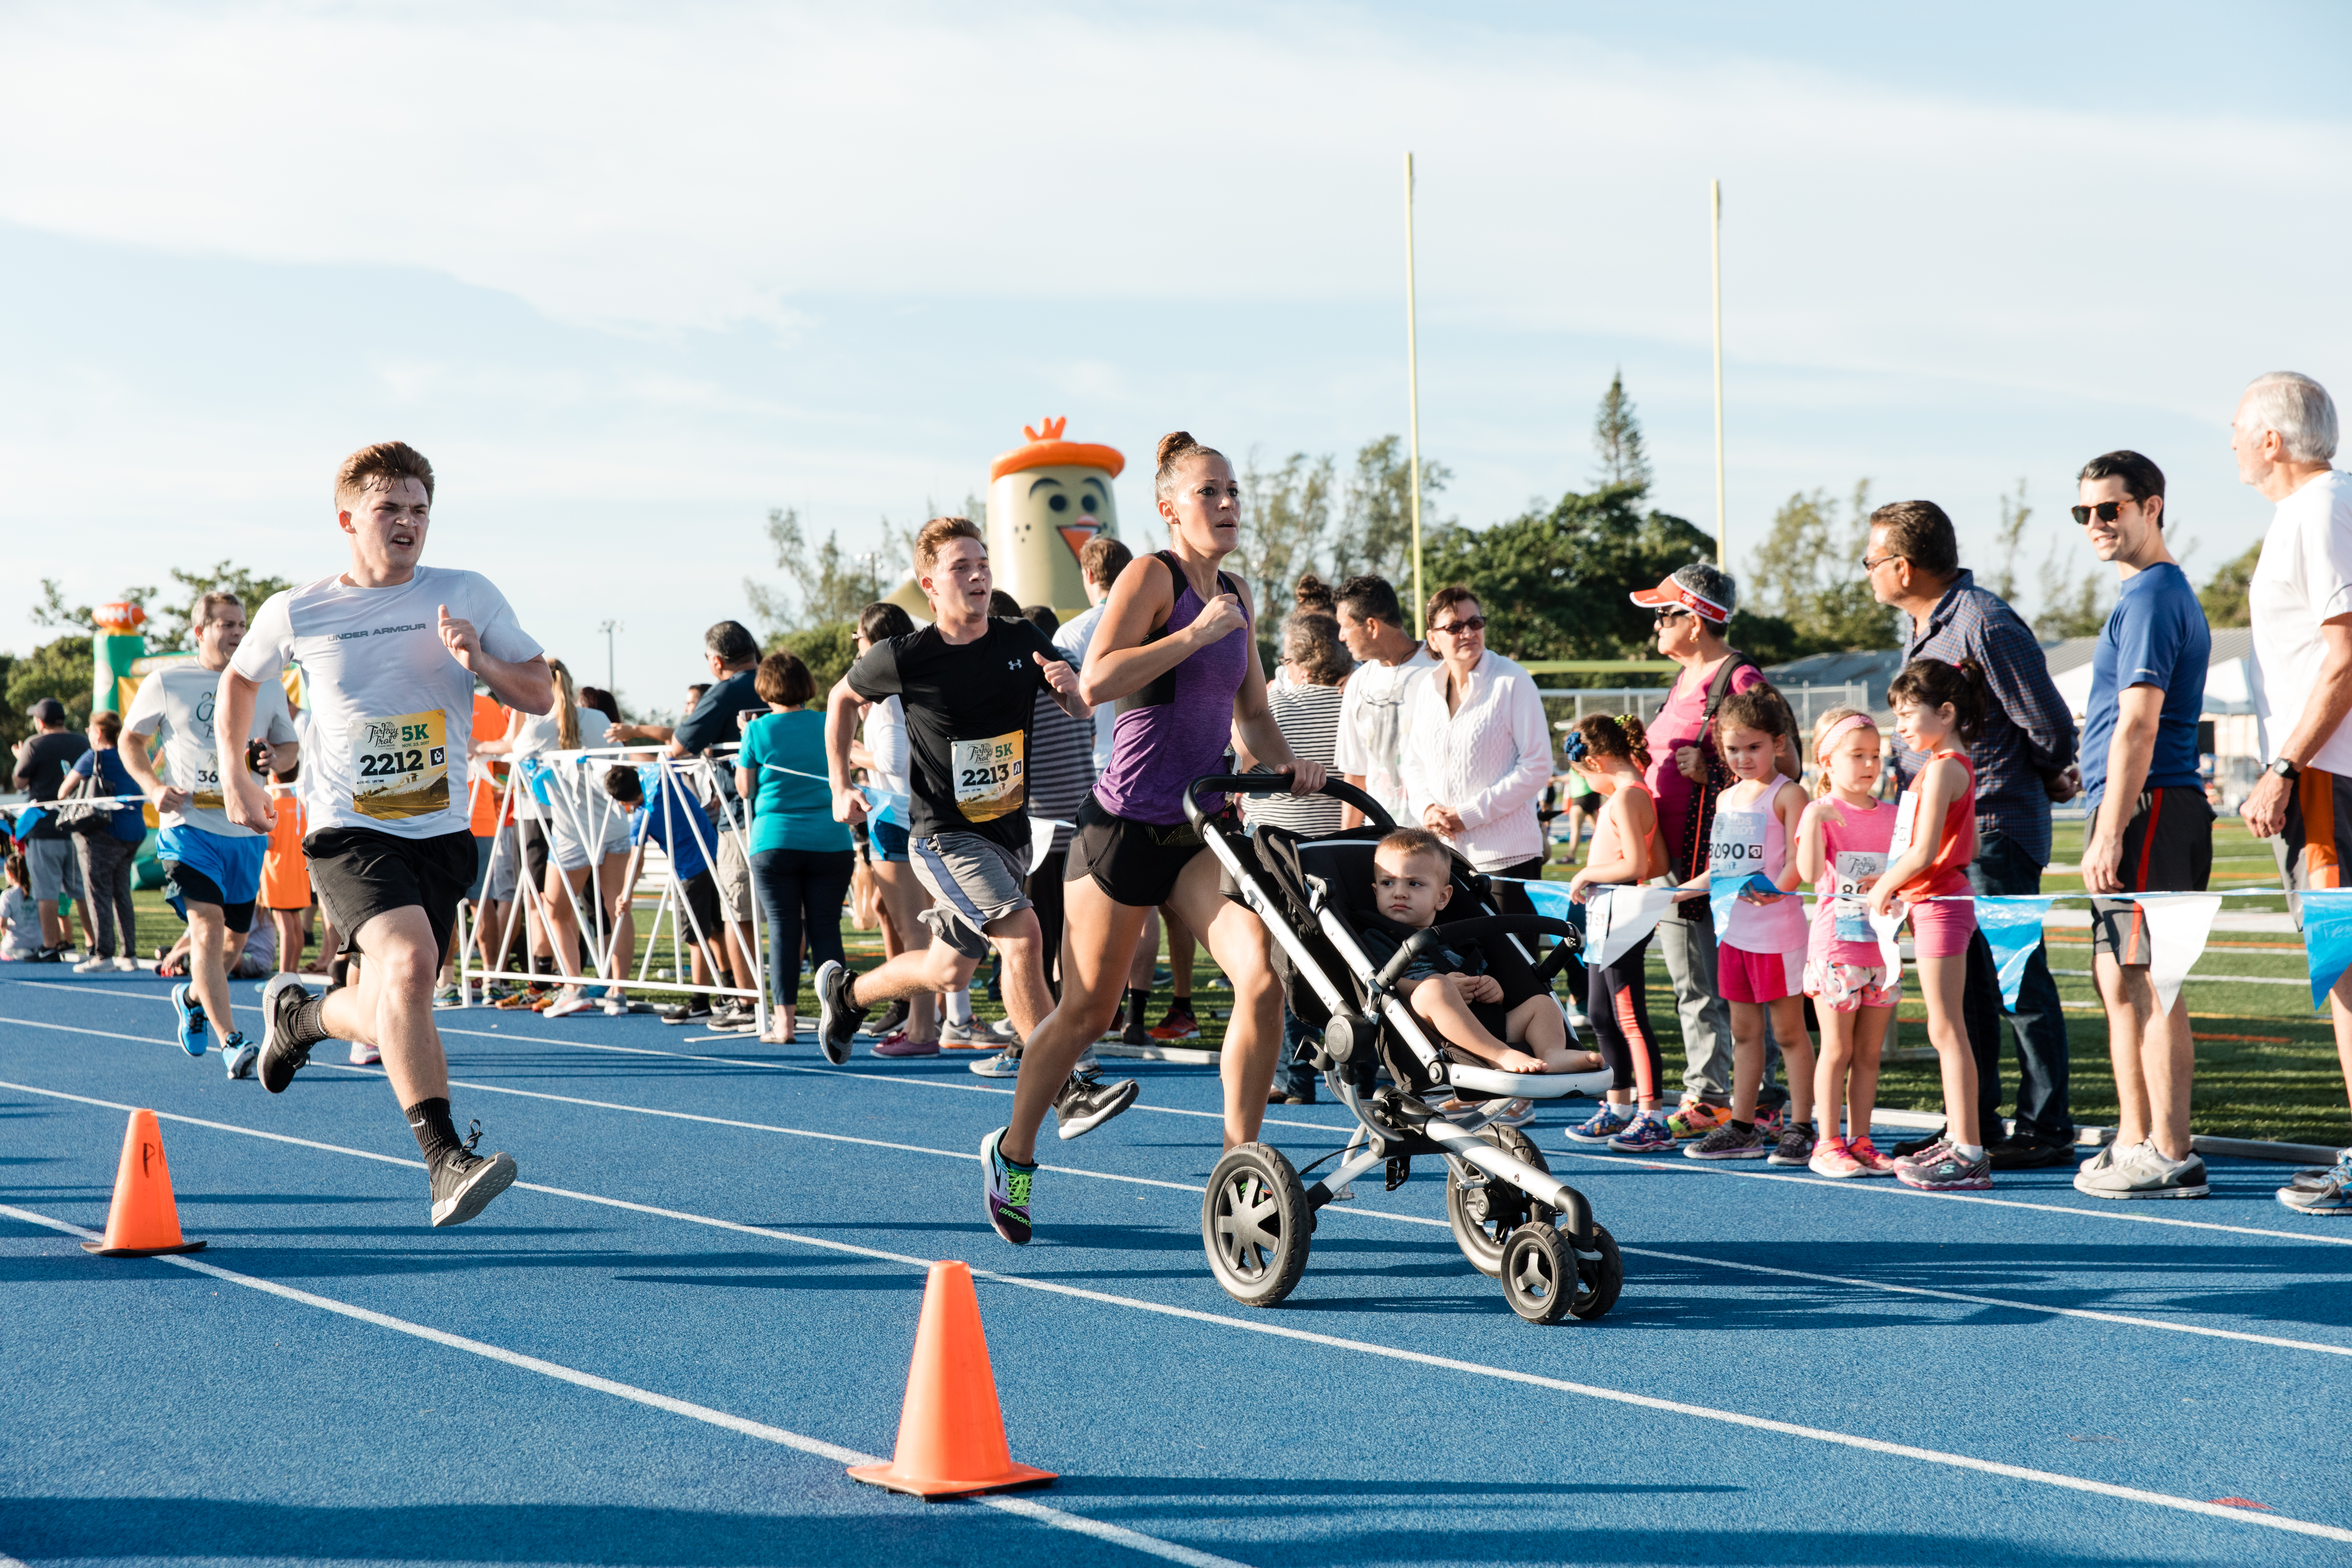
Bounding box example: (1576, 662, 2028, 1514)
(1398, 586, 1554, 881)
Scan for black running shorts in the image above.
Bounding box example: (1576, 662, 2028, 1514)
(1065, 792, 1209, 909)
(2089, 785, 2216, 964)
(305, 825, 480, 961)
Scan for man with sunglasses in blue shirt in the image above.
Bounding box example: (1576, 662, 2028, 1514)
(2070, 451, 2214, 1200)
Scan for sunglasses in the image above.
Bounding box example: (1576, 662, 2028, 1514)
(1652, 607, 1694, 624)
(1433, 616, 1486, 636)
(2070, 500, 2129, 525)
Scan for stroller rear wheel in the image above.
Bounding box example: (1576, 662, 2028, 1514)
(1203, 1142, 1311, 1308)
(1500, 1222, 1576, 1324)
(1446, 1125, 1555, 1279)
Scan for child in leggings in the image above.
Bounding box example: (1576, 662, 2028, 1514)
(1558, 715, 1675, 1153)
(1869, 658, 1991, 1192)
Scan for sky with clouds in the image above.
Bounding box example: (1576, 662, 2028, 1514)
(4, 0, 2347, 712)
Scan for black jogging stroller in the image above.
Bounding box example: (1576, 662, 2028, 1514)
(1182, 774, 1624, 1325)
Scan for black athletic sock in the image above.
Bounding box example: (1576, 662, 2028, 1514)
(405, 1098, 463, 1165)
(1124, 987, 1151, 1026)
(287, 994, 331, 1048)
(1731, 1119, 1755, 1136)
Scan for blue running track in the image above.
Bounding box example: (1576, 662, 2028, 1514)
(4, 970, 2350, 1567)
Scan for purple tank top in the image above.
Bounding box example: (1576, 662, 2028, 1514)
(1093, 552, 1252, 825)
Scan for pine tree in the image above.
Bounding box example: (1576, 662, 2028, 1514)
(1591, 370, 1652, 493)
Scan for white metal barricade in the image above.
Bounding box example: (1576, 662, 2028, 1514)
(458, 744, 769, 1032)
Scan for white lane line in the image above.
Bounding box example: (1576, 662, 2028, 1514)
(0, 980, 1351, 1134)
(2, 1127, 2342, 1548)
(12, 1068, 2352, 1371)
(0, 1200, 1251, 1568)
(1546, 1145, 2352, 1247)
(6, 1005, 2342, 1252)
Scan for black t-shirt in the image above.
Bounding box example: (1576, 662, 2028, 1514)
(14, 730, 91, 841)
(847, 618, 1060, 851)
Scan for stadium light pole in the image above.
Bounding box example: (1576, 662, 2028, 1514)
(1710, 178, 1727, 567)
(1405, 151, 1424, 638)
(597, 619, 622, 694)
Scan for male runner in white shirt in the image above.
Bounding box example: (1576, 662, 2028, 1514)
(220, 441, 554, 1227)
(121, 591, 299, 1078)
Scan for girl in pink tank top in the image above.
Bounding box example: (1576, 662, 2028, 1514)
(1868, 658, 1995, 1191)
(1675, 687, 1815, 1161)
(1795, 708, 1900, 1177)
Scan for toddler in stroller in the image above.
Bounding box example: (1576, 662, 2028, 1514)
(1362, 827, 1603, 1083)
(1182, 774, 1624, 1325)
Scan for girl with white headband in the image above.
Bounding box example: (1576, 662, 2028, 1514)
(1795, 707, 1902, 1177)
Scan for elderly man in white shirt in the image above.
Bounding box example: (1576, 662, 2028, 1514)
(1399, 586, 1554, 883)
(2235, 371, 2352, 1218)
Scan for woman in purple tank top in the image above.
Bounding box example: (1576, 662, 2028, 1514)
(990, 432, 1328, 1196)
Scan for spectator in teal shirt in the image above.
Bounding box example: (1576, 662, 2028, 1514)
(735, 651, 855, 1042)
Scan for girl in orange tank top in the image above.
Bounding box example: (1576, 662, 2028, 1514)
(1868, 658, 1992, 1190)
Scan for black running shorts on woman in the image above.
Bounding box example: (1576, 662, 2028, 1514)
(306, 825, 480, 960)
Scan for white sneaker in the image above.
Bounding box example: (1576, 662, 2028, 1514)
(348, 1039, 381, 1066)
(546, 989, 593, 1019)
(73, 956, 111, 974)
(990, 1017, 1019, 1040)
(601, 995, 628, 1016)
(969, 1047, 1022, 1078)
(2074, 1139, 2208, 1199)
(113, 956, 139, 973)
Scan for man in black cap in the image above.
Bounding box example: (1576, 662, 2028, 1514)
(11, 697, 90, 960)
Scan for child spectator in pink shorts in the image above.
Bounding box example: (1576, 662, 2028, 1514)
(1870, 658, 1993, 1191)
(1796, 707, 1901, 1177)
(1679, 688, 1815, 1163)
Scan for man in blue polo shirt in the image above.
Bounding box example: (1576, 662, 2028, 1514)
(2072, 450, 2215, 1200)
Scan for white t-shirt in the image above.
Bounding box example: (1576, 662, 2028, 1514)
(863, 694, 910, 798)
(1054, 601, 1115, 774)
(124, 660, 298, 839)
(0, 886, 35, 958)
(509, 705, 611, 819)
(1331, 645, 1440, 823)
(231, 567, 542, 840)
(2249, 470, 2352, 775)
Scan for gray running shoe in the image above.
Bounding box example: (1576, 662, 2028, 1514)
(939, 1019, 992, 1048)
(1766, 1120, 1816, 1167)
(1684, 1121, 1769, 1160)
(2288, 1149, 2352, 1191)
(1896, 1146, 1992, 1191)
(812, 961, 866, 1064)
(2279, 1152, 2352, 1216)
(2075, 1140, 2209, 1200)
(1052, 1069, 1139, 1140)
(969, 1046, 1022, 1078)
(429, 1125, 518, 1227)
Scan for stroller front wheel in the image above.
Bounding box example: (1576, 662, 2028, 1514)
(1203, 1142, 1311, 1308)
(1500, 1222, 1577, 1324)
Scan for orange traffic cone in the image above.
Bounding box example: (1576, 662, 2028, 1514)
(848, 1260, 1055, 1499)
(81, 1110, 206, 1258)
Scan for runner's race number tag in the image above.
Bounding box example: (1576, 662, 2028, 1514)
(1708, 808, 1766, 875)
(951, 732, 1025, 824)
(1832, 851, 1886, 944)
(354, 710, 450, 821)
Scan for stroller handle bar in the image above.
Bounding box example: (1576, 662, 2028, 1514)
(1371, 915, 1582, 993)
(1181, 772, 1394, 835)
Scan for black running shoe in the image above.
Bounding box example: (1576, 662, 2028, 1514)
(257, 973, 317, 1095)
(861, 998, 910, 1038)
(657, 1000, 713, 1026)
(813, 960, 866, 1065)
(979, 1127, 1034, 1245)
(430, 1123, 518, 1227)
(1052, 1068, 1139, 1141)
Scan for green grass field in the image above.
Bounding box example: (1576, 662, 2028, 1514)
(60, 810, 2346, 1148)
